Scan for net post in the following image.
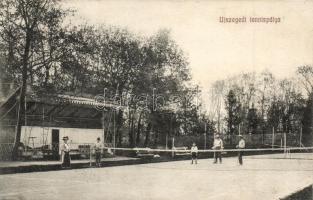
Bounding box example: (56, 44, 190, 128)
(204, 123, 207, 150)
(272, 126, 275, 149)
(166, 134, 168, 150)
(89, 144, 92, 167)
(283, 133, 289, 158)
(113, 109, 116, 156)
(171, 137, 175, 158)
(284, 132, 286, 153)
(299, 126, 303, 148)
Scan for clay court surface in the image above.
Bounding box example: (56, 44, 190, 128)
(0, 153, 313, 200)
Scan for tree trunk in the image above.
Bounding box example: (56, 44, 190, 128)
(131, 115, 135, 147)
(117, 110, 123, 146)
(128, 110, 133, 147)
(154, 130, 158, 147)
(136, 111, 143, 146)
(261, 94, 265, 144)
(128, 110, 135, 147)
(144, 122, 151, 147)
(44, 65, 50, 87)
(12, 32, 31, 160)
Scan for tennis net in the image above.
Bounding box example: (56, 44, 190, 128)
(108, 146, 313, 160)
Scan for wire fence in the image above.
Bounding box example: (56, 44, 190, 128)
(0, 142, 115, 161)
(0, 143, 14, 160)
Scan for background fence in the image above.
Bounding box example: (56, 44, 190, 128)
(165, 132, 303, 149)
(0, 142, 114, 161)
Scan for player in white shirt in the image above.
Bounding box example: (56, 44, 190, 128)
(236, 135, 245, 165)
(212, 133, 223, 164)
(61, 136, 71, 168)
(191, 142, 198, 164)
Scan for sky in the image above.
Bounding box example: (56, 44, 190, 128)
(63, 0, 313, 91)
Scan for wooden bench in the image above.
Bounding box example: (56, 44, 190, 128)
(172, 147, 190, 158)
(135, 148, 157, 159)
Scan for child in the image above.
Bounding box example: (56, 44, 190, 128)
(191, 142, 198, 164)
(212, 133, 223, 164)
(236, 135, 245, 165)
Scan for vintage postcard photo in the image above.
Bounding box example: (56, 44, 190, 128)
(0, 0, 313, 199)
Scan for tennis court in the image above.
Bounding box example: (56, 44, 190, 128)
(0, 152, 313, 200)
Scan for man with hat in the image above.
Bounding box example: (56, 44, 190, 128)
(61, 136, 71, 168)
(236, 135, 245, 165)
(212, 133, 223, 164)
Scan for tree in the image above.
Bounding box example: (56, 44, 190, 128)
(209, 80, 226, 133)
(297, 66, 313, 146)
(225, 89, 242, 141)
(254, 71, 275, 143)
(132, 29, 191, 147)
(297, 66, 313, 96)
(0, 0, 68, 159)
(302, 93, 313, 146)
(247, 104, 258, 134)
(0, 2, 196, 149)
(0, 39, 17, 101)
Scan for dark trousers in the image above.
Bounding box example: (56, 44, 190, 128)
(214, 152, 222, 163)
(191, 152, 197, 164)
(238, 151, 243, 165)
(62, 152, 71, 168)
(95, 151, 101, 166)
